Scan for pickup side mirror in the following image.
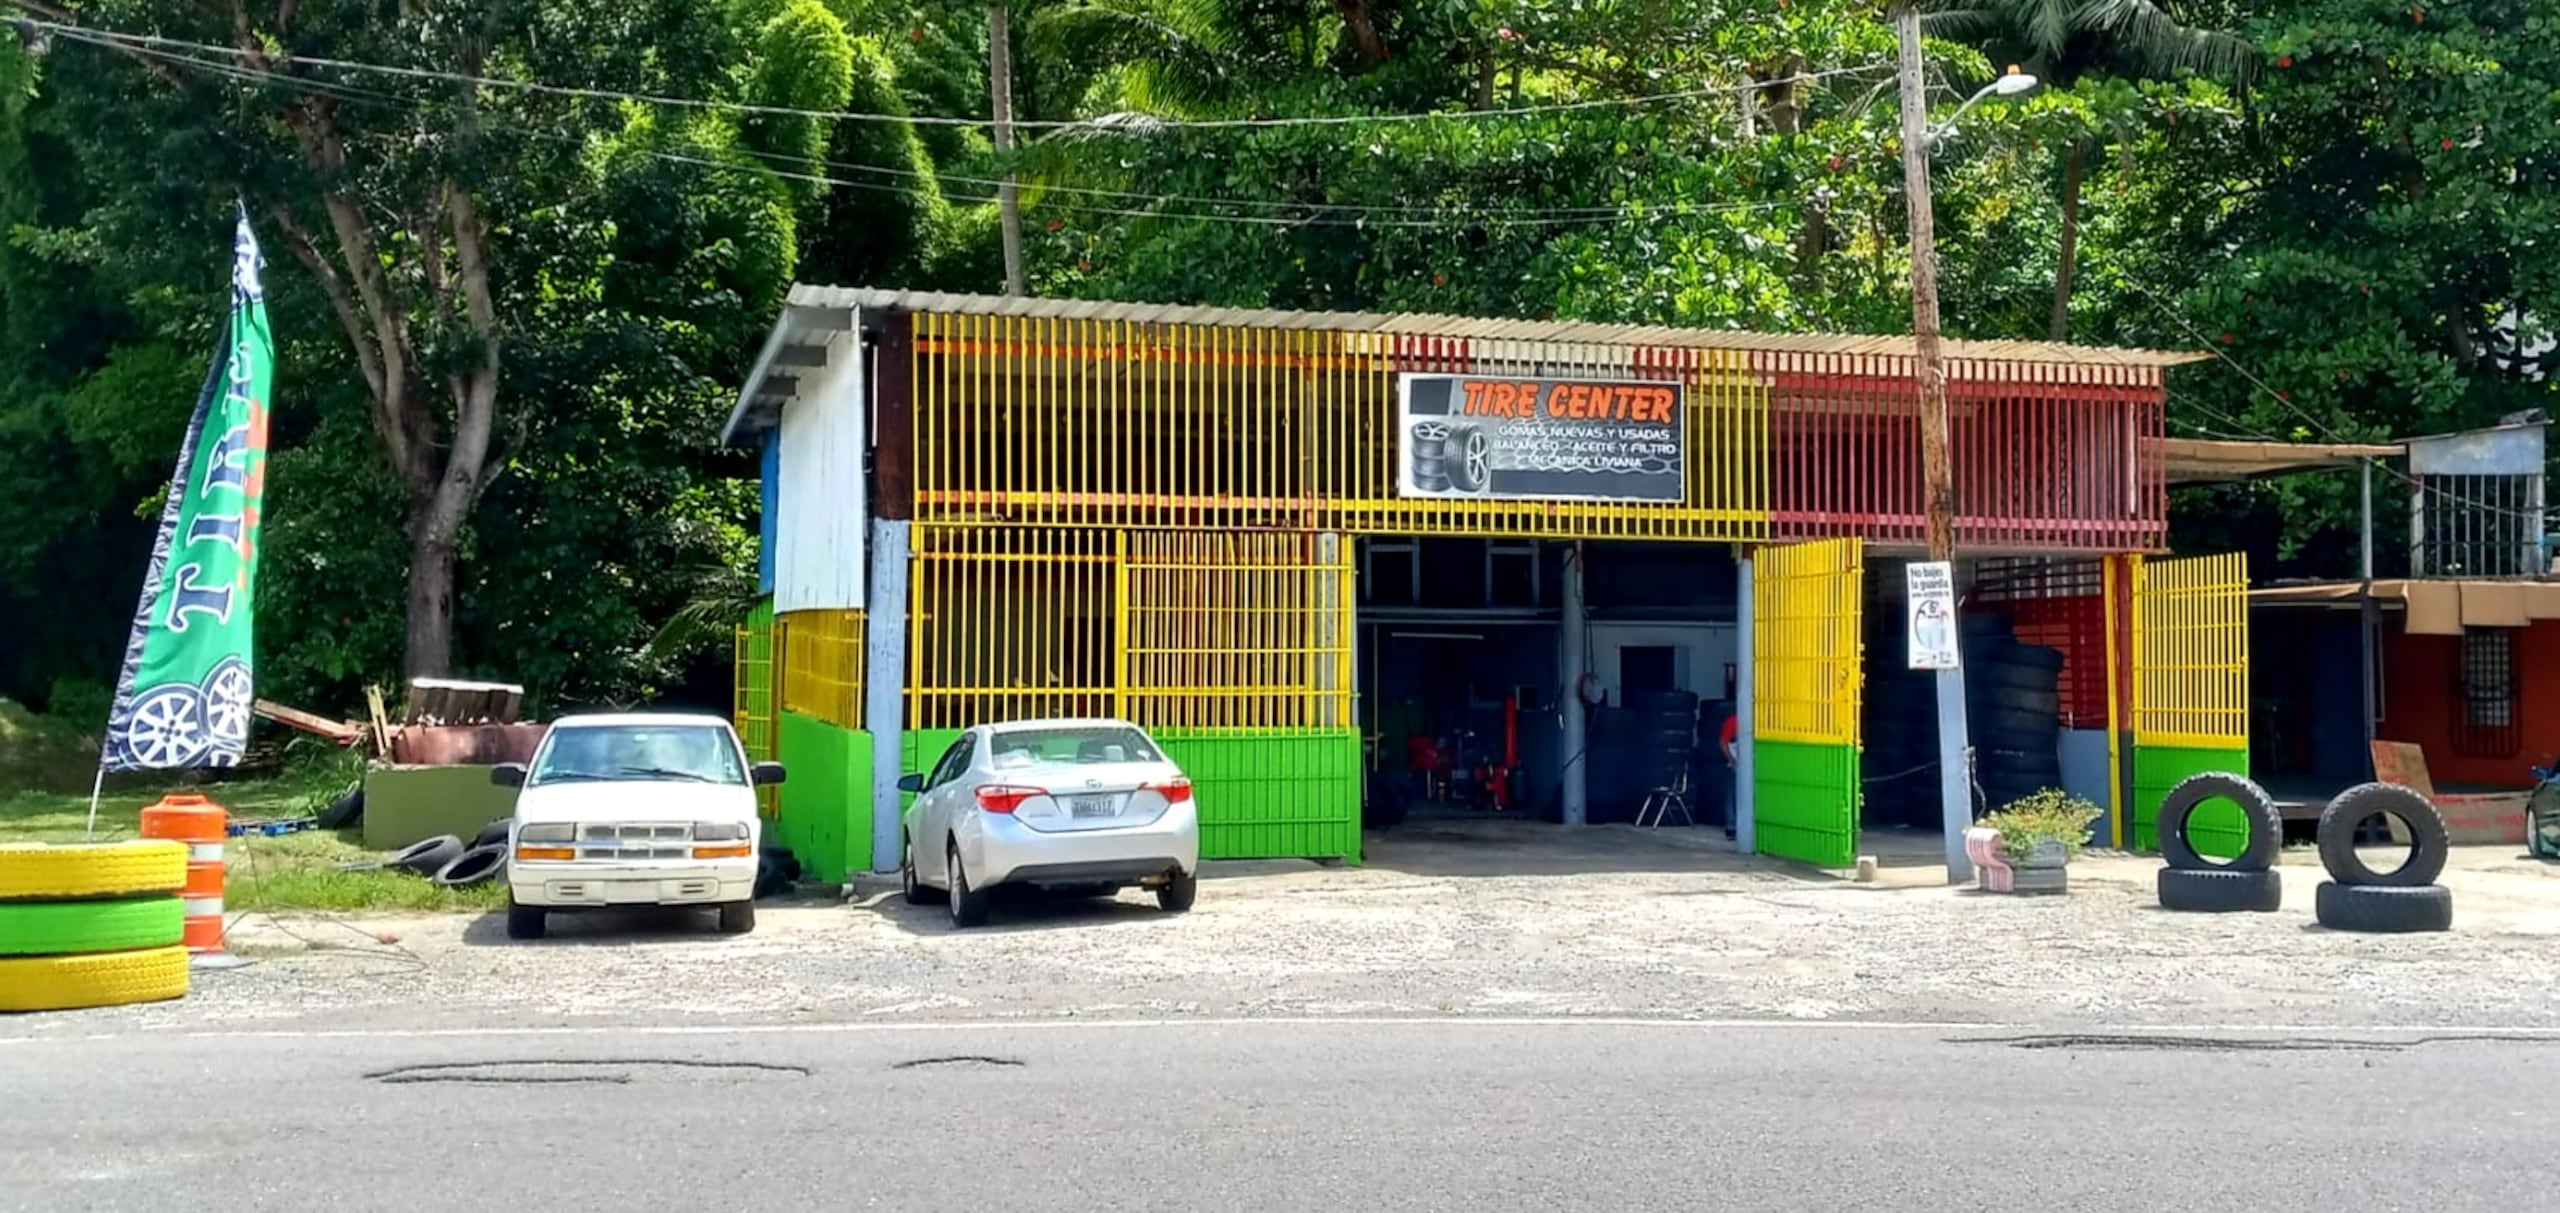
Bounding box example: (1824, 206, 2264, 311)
(490, 763, 527, 788)
(896, 772, 924, 794)
(750, 761, 788, 787)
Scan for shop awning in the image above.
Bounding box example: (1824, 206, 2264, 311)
(2251, 578, 2560, 634)
(2161, 438, 2403, 484)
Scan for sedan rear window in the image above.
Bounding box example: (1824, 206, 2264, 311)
(987, 726, 1161, 768)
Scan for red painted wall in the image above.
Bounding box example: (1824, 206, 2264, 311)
(2378, 618, 2560, 789)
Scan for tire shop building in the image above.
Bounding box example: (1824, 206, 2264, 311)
(722, 286, 2280, 882)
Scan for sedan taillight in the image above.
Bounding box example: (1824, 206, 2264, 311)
(975, 784, 1043, 813)
(1147, 777, 1194, 805)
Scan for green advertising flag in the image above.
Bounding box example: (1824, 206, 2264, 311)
(101, 209, 275, 772)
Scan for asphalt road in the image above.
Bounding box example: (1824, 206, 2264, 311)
(4, 1019, 2555, 1212)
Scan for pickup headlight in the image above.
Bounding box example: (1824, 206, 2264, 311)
(518, 823, 574, 843)
(693, 821, 749, 842)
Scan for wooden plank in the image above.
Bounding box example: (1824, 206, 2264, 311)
(251, 699, 364, 744)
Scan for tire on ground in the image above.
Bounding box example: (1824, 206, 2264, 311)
(316, 787, 365, 830)
(0, 897, 185, 956)
(2316, 781, 2451, 887)
(2156, 867, 2284, 913)
(2313, 880, 2454, 933)
(432, 843, 508, 888)
(0, 842, 188, 901)
(2158, 771, 2284, 872)
(468, 819, 511, 851)
(0, 944, 190, 1013)
(387, 835, 465, 877)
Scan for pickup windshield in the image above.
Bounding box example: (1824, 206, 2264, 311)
(528, 724, 746, 788)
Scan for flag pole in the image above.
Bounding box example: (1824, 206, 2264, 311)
(84, 764, 106, 839)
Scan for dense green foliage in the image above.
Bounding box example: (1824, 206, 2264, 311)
(0, 0, 2550, 724)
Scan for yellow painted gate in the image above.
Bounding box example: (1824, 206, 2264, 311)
(1753, 537, 1864, 867)
(2129, 552, 2251, 853)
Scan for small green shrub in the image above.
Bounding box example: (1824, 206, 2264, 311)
(1979, 788, 2102, 861)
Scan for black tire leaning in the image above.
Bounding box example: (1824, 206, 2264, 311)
(2158, 771, 2283, 872)
(388, 834, 465, 877)
(432, 843, 508, 888)
(2156, 867, 2284, 913)
(315, 787, 365, 830)
(2313, 881, 2453, 933)
(2317, 782, 2450, 887)
(469, 818, 512, 850)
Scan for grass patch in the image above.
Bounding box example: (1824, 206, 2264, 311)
(0, 747, 504, 914)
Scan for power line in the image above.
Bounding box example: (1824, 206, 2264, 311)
(32, 19, 1895, 134)
(95, 33, 1813, 231)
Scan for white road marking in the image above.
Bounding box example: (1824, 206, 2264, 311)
(7, 1014, 2560, 1047)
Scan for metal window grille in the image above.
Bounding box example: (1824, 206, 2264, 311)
(777, 609, 866, 730)
(1972, 557, 2109, 728)
(2453, 627, 2521, 759)
(2131, 553, 2250, 748)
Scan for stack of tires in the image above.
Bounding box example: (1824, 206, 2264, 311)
(1583, 691, 1700, 824)
(2313, 783, 2455, 933)
(1965, 616, 2064, 813)
(2154, 773, 2287, 912)
(0, 841, 193, 1014)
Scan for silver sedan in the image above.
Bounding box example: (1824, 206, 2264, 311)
(897, 718, 1200, 927)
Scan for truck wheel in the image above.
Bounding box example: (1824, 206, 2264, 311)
(505, 901, 547, 941)
(2159, 772, 2283, 872)
(1156, 870, 1199, 914)
(717, 900, 757, 935)
(2317, 782, 2450, 887)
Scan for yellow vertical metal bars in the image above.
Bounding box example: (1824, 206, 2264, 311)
(1752, 537, 1864, 745)
(2130, 551, 2250, 749)
(776, 609, 866, 730)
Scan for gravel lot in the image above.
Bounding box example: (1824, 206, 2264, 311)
(14, 821, 2560, 1037)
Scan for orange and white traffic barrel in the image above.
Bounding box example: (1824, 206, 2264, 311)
(139, 793, 230, 965)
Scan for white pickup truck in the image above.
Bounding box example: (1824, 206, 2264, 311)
(491, 712, 786, 940)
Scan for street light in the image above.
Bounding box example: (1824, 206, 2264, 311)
(1928, 67, 2039, 145)
(1892, 9, 2036, 884)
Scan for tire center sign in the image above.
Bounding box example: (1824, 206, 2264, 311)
(1397, 373, 1684, 503)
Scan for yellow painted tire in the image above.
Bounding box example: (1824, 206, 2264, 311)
(0, 945, 191, 1013)
(0, 842, 188, 901)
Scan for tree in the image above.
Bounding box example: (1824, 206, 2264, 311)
(12, 0, 841, 682)
(1926, 0, 2252, 338)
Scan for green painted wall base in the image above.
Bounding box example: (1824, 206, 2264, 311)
(774, 713, 873, 883)
(2131, 743, 2252, 858)
(1755, 737, 1860, 869)
(896, 726, 1360, 864)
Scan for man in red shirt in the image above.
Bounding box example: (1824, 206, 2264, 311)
(1718, 710, 1740, 840)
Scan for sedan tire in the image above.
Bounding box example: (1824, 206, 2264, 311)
(901, 840, 939, 906)
(1156, 870, 1198, 914)
(947, 847, 993, 928)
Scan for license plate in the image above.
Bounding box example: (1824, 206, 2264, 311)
(1070, 796, 1117, 819)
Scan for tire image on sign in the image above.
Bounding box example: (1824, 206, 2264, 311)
(1407, 420, 1454, 494)
(1444, 422, 1492, 494)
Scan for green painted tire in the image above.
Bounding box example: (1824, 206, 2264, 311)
(0, 896, 186, 957)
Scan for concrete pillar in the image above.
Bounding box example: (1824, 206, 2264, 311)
(1560, 542, 1588, 827)
(1734, 549, 1756, 854)
(865, 519, 910, 875)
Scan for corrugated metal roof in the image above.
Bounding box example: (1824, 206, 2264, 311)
(795, 285, 2209, 368)
(726, 283, 2209, 442)
(2160, 438, 2403, 484)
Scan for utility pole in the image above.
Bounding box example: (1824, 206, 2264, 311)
(988, 1, 1026, 295)
(1894, 2, 1975, 883)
